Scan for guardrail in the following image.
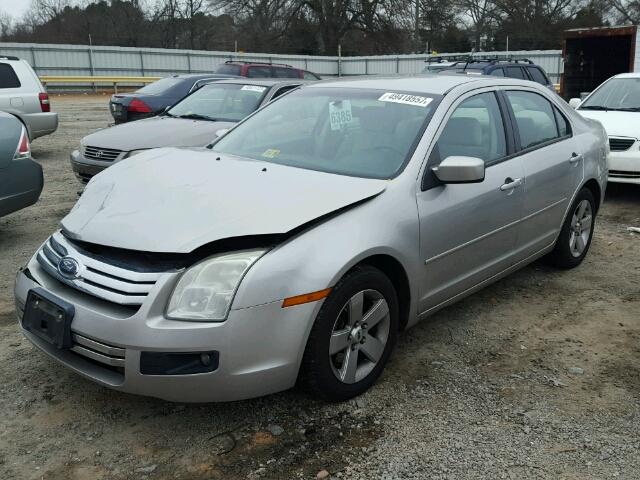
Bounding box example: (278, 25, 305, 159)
(39, 75, 161, 93)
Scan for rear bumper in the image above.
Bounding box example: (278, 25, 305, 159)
(70, 150, 111, 184)
(22, 112, 58, 139)
(0, 158, 43, 217)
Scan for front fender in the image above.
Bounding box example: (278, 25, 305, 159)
(232, 187, 421, 320)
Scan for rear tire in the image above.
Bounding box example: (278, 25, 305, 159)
(300, 266, 399, 402)
(547, 187, 596, 269)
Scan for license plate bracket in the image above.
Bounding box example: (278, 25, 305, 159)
(21, 288, 74, 349)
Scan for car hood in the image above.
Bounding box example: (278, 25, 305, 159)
(577, 110, 640, 139)
(61, 148, 387, 253)
(82, 117, 236, 151)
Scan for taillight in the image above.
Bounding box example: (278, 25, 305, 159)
(39, 92, 50, 113)
(128, 98, 152, 113)
(14, 128, 31, 160)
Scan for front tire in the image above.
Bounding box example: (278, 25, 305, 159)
(547, 187, 596, 269)
(300, 266, 399, 402)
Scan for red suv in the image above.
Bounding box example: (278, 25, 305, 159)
(215, 61, 321, 80)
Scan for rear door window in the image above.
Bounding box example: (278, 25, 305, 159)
(505, 90, 561, 149)
(505, 66, 526, 80)
(273, 67, 299, 78)
(247, 66, 272, 78)
(215, 64, 242, 75)
(489, 68, 505, 77)
(303, 71, 321, 80)
(0, 63, 21, 88)
(527, 67, 550, 85)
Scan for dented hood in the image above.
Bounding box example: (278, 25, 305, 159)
(61, 148, 387, 253)
(82, 117, 236, 150)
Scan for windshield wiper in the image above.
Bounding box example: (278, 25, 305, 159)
(178, 113, 216, 121)
(613, 107, 640, 112)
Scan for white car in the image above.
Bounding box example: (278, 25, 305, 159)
(570, 73, 640, 184)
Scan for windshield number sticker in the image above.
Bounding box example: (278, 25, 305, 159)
(329, 100, 353, 131)
(378, 92, 433, 107)
(262, 149, 280, 158)
(242, 85, 267, 92)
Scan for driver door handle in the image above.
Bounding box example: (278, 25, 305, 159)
(500, 177, 522, 191)
(570, 152, 584, 164)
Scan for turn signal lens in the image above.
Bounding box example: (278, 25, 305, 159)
(282, 288, 332, 308)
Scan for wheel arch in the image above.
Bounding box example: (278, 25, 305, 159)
(582, 178, 602, 213)
(349, 254, 412, 331)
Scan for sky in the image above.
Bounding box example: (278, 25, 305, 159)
(0, 0, 31, 20)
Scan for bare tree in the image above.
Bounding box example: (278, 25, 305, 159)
(0, 10, 13, 39)
(29, 0, 72, 24)
(458, 0, 497, 50)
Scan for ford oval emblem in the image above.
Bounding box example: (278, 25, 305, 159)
(58, 257, 80, 279)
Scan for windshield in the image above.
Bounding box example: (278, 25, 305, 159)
(137, 77, 185, 95)
(212, 87, 440, 179)
(168, 83, 268, 122)
(580, 77, 640, 111)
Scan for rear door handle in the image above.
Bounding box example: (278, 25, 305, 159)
(500, 177, 522, 191)
(570, 152, 583, 164)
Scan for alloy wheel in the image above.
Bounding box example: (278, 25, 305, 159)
(569, 199, 593, 258)
(329, 289, 391, 384)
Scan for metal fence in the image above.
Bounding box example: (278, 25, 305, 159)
(0, 42, 563, 83)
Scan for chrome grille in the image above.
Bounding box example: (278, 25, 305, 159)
(83, 146, 123, 162)
(71, 333, 125, 368)
(608, 137, 635, 152)
(36, 232, 162, 306)
(609, 169, 640, 179)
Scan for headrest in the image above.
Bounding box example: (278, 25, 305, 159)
(359, 106, 395, 132)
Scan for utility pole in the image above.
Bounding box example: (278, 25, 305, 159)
(415, 0, 420, 53)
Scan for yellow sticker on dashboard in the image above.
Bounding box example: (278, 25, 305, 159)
(262, 149, 280, 158)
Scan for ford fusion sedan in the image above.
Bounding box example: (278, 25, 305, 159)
(0, 112, 43, 218)
(71, 79, 305, 184)
(16, 75, 607, 402)
(571, 73, 640, 184)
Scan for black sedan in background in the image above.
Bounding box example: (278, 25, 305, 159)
(0, 112, 43, 218)
(109, 73, 238, 124)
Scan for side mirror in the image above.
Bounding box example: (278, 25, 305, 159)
(568, 98, 581, 109)
(432, 156, 485, 184)
(215, 128, 230, 138)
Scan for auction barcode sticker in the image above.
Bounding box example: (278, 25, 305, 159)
(378, 92, 433, 107)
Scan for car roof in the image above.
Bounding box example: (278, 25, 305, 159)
(210, 78, 306, 87)
(306, 74, 548, 95)
(614, 72, 640, 79)
(172, 73, 238, 80)
(306, 74, 484, 95)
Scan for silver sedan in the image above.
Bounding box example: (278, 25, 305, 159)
(15, 75, 608, 402)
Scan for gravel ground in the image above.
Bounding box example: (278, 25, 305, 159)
(0, 95, 639, 480)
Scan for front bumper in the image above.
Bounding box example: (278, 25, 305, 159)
(14, 258, 317, 402)
(70, 149, 114, 184)
(607, 141, 640, 185)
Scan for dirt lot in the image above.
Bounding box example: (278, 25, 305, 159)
(0, 95, 639, 480)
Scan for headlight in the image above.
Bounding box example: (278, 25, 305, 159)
(125, 149, 149, 158)
(166, 249, 266, 321)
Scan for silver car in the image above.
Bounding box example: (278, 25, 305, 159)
(15, 75, 607, 402)
(70, 79, 305, 184)
(0, 112, 43, 217)
(0, 56, 58, 139)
